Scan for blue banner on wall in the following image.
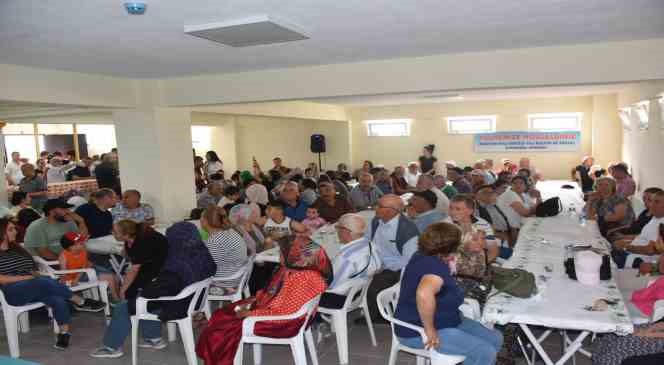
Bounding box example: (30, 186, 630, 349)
(474, 131, 581, 152)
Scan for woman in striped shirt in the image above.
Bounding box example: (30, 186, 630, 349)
(0, 218, 105, 350)
(201, 205, 248, 296)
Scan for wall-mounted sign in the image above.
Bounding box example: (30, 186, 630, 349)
(474, 131, 581, 152)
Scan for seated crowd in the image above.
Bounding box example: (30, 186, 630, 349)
(1, 146, 663, 365)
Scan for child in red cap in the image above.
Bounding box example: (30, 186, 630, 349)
(59, 232, 119, 302)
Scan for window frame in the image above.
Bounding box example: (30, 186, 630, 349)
(633, 101, 650, 131)
(618, 108, 632, 131)
(527, 112, 582, 132)
(364, 119, 412, 137)
(445, 115, 496, 135)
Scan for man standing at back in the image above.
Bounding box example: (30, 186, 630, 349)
(5, 151, 24, 187)
(358, 194, 419, 324)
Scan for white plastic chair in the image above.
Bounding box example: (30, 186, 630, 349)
(32, 256, 111, 322)
(0, 289, 58, 358)
(377, 284, 467, 365)
(204, 256, 255, 318)
(234, 295, 321, 365)
(628, 278, 664, 325)
(317, 277, 377, 364)
(131, 277, 212, 365)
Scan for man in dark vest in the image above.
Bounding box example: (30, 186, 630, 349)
(356, 194, 419, 324)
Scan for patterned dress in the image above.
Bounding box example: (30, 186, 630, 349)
(592, 324, 664, 365)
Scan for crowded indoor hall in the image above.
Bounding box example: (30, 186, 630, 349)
(1, 1, 664, 365)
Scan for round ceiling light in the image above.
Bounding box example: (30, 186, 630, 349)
(124, 2, 147, 15)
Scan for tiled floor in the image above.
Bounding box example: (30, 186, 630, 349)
(0, 308, 592, 365)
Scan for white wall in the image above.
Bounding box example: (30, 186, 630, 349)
(619, 81, 664, 192)
(347, 96, 609, 179)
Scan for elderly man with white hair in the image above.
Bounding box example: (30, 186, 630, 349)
(349, 172, 384, 210)
(319, 213, 380, 309)
(416, 174, 449, 217)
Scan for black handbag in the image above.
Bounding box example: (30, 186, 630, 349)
(535, 197, 562, 217)
(564, 254, 612, 281)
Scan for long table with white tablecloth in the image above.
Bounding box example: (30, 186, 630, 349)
(482, 215, 633, 365)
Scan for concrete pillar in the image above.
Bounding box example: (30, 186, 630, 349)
(0, 122, 7, 206)
(112, 108, 195, 223)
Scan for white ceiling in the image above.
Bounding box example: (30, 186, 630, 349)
(1, 0, 663, 78)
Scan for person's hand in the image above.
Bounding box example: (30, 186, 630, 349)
(529, 189, 542, 199)
(639, 262, 654, 275)
(655, 237, 664, 254)
(71, 278, 80, 287)
(587, 192, 600, 202)
(235, 309, 251, 319)
(613, 240, 629, 251)
(465, 231, 485, 252)
(406, 205, 417, 219)
(423, 327, 440, 350)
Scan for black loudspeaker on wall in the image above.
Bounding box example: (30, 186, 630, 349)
(310, 134, 326, 153)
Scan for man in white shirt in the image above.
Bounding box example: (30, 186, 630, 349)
(319, 213, 379, 309)
(615, 190, 664, 267)
(404, 162, 421, 188)
(5, 151, 24, 186)
(416, 174, 449, 217)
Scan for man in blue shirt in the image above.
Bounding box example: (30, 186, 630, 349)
(358, 194, 419, 324)
(408, 190, 445, 232)
(279, 181, 309, 221)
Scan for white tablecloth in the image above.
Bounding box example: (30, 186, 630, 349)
(482, 216, 634, 336)
(86, 235, 124, 255)
(536, 180, 585, 212)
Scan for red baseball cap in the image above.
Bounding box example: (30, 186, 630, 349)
(62, 232, 88, 245)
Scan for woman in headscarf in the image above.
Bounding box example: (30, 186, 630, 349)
(91, 221, 216, 359)
(196, 235, 332, 365)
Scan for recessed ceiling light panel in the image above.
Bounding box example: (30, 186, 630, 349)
(184, 15, 309, 47)
(124, 2, 147, 15)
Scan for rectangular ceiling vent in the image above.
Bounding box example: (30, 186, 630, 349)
(184, 15, 308, 47)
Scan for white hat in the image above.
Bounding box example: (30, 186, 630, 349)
(67, 196, 88, 210)
(575, 250, 602, 286)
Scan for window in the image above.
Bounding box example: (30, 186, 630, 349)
(446, 115, 496, 134)
(633, 101, 649, 131)
(365, 119, 411, 137)
(191, 125, 213, 155)
(76, 124, 117, 157)
(618, 108, 632, 131)
(528, 113, 582, 132)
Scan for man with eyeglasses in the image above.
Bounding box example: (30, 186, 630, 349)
(319, 213, 379, 310)
(357, 194, 420, 325)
